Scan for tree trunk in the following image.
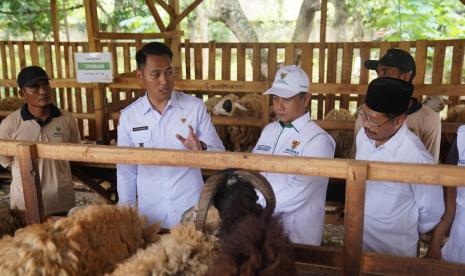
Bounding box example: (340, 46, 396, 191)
(207, 0, 258, 42)
(189, 4, 208, 42)
(62, 0, 70, 41)
(291, 0, 321, 42)
(330, 0, 365, 41)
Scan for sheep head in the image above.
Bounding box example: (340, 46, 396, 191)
(422, 95, 448, 113)
(212, 94, 248, 116)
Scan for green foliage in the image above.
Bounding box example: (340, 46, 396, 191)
(0, 0, 54, 40)
(347, 0, 465, 41)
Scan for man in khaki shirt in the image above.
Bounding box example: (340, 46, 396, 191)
(353, 48, 441, 162)
(0, 66, 81, 217)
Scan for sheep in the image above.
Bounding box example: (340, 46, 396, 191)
(204, 95, 232, 150)
(422, 95, 448, 113)
(111, 222, 219, 276)
(211, 94, 263, 152)
(0, 204, 160, 275)
(0, 97, 25, 112)
(206, 169, 297, 276)
(111, 169, 297, 276)
(324, 108, 355, 159)
(0, 206, 21, 238)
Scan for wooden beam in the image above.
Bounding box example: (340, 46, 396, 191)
(50, 0, 60, 43)
(17, 143, 45, 225)
(96, 31, 183, 40)
(154, 0, 177, 18)
(343, 162, 367, 276)
(320, 0, 328, 43)
(144, 0, 167, 32)
(167, 0, 204, 30)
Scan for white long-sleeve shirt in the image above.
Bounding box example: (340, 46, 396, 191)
(253, 112, 335, 245)
(117, 91, 224, 228)
(356, 123, 444, 257)
(442, 125, 465, 263)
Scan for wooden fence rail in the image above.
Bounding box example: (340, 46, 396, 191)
(1, 39, 465, 142)
(0, 139, 465, 275)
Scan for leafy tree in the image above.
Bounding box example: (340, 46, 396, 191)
(346, 0, 465, 41)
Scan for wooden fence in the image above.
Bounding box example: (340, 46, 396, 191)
(0, 39, 464, 142)
(0, 139, 464, 275)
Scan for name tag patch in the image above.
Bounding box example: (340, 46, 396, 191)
(256, 145, 271, 152)
(283, 148, 299, 156)
(133, 126, 148, 131)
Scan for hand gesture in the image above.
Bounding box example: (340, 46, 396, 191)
(176, 125, 201, 150)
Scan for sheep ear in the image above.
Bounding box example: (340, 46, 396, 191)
(233, 102, 248, 111)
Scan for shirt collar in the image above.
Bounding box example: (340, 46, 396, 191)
(278, 112, 311, 133)
(364, 122, 408, 157)
(141, 90, 180, 115)
(20, 103, 61, 127)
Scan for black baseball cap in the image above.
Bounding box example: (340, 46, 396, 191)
(365, 77, 414, 114)
(364, 48, 416, 80)
(17, 66, 50, 89)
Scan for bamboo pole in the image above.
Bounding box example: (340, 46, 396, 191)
(83, 0, 108, 144)
(16, 143, 45, 224)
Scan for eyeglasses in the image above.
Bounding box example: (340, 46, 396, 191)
(359, 110, 395, 129)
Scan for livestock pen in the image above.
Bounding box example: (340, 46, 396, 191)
(0, 139, 464, 275)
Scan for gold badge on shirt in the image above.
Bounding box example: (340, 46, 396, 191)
(291, 140, 300, 149)
(53, 126, 64, 138)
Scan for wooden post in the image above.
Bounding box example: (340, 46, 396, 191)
(83, 0, 109, 144)
(17, 143, 45, 225)
(51, 0, 65, 109)
(168, 0, 182, 79)
(342, 162, 368, 276)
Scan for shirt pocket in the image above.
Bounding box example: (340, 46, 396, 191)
(130, 129, 152, 147)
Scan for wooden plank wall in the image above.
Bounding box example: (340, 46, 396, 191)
(180, 40, 465, 119)
(0, 39, 464, 137)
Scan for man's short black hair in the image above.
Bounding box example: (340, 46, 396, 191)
(136, 42, 173, 68)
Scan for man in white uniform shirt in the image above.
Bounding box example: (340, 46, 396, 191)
(117, 42, 224, 228)
(356, 77, 444, 257)
(253, 65, 335, 245)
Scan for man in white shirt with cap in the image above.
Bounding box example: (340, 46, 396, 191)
(356, 77, 444, 257)
(252, 65, 335, 245)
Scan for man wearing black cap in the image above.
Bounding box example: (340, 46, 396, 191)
(353, 48, 441, 162)
(356, 77, 444, 257)
(0, 66, 81, 220)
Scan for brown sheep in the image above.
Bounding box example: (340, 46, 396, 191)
(324, 108, 355, 159)
(0, 205, 160, 275)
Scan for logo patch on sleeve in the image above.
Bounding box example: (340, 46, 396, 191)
(256, 145, 271, 152)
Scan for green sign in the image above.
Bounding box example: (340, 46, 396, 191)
(77, 62, 110, 70)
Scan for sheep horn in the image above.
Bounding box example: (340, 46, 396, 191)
(234, 170, 276, 219)
(194, 173, 224, 231)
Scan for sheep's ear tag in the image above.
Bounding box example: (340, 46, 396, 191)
(233, 102, 248, 111)
(180, 118, 186, 123)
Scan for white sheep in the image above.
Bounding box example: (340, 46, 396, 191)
(0, 204, 160, 275)
(204, 96, 231, 150)
(324, 108, 355, 159)
(422, 95, 448, 112)
(211, 94, 262, 152)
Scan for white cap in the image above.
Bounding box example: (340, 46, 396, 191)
(264, 65, 309, 98)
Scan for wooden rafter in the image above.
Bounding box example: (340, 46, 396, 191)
(145, 0, 166, 32)
(167, 0, 203, 30)
(154, 0, 177, 18)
